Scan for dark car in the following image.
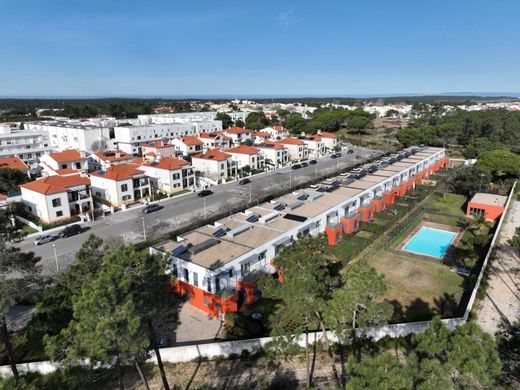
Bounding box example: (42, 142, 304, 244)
(239, 178, 251, 185)
(301, 162, 309, 168)
(143, 203, 162, 214)
(59, 224, 82, 238)
(291, 164, 301, 170)
(336, 152, 342, 157)
(309, 159, 317, 165)
(197, 189, 213, 197)
(347, 149, 354, 154)
(330, 154, 339, 159)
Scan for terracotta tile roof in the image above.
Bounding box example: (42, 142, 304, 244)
(257, 141, 285, 150)
(278, 137, 304, 145)
(0, 156, 28, 171)
(0, 193, 6, 200)
(48, 149, 84, 163)
(198, 132, 231, 141)
(154, 157, 189, 170)
(251, 131, 271, 138)
(225, 127, 249, 134)
(181, 136, 204, 146)
(225, 145, 260, 155)
(142, 140, 174, 149)
(91, 164, 145, 181)
(55, 168, 81, 176)
(94, 150, 133, 162)
(21, 175, 90, 195)
(192, 149, 231, 161)
(304, 135, 322, 142)
(320, 131, 337, 139)
(215, 131, 232, 140)
(272, 125, 287, 133)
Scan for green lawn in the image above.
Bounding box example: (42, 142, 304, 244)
(428, 193, 467, 216)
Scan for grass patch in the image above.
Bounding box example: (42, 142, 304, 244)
(428, 193, 466, 216)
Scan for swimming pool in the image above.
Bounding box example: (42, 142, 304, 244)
(402, 226, 457, 258)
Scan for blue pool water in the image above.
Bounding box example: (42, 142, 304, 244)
(403, 226, 457, 258)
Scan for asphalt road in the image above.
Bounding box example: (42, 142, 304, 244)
(17, 147, 381, 275)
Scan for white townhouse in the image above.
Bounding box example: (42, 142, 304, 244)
(256, 142, 289, 168)
(170, 136, 204, 155)
(149, 146, 448, 318)
(20, 174, 93, 224)
(133, 156, 195, 194)
(89, 150, 134, 171)
(250, 131, 272, 145)
(318, 131, 339, 152)
(39, 149, 88, 173)
(299, 134, 325, 157)
(261, 126, 290, 140)
(222, 127, 252, 145)
(197, 132, 232, 150)
(225, 145, 265, 171)
(90, 164, 151, 207)
(191, 149, 238, 181)
(0, 124, 51, 164)
(277, 138, 309, 161)
(141, 140, 177, 159)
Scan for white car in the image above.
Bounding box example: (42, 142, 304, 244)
(33, 234, 54, 246)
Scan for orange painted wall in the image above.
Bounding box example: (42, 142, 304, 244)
(358, 205, 375, 222)
(371, 198, 385, 213)
(175, 279, 237, 317)
(466, 201, 505, 222)
(325, 224, 342, 246)
(340, 214, 360, 234)
(383, 192, 395, 205)
(237, 279, 257, 305)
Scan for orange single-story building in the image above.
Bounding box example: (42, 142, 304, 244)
(466, 193, 508, 222)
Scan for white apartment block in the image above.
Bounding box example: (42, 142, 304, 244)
(0, 124, 52, 164)
(170, 136, 204, 155)
(225, 145, 265, 170)
(277, 138, 309, 161)
(197, 132, 232, 150)
(191, 149, 238, 181)
(135, 157, 195, 194)
(39, 149, 88, 172)
(256, 142, 289, 168)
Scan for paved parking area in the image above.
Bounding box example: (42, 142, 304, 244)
(171, 302, 223, 345)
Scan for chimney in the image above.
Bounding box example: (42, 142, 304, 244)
(301, 132, 305, 137)
(115, 151, 121, 158)
(317, 129, 322, 135)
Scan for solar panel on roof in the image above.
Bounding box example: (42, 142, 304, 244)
(273, 202, 286, 211)
(212, 227, 228, 238)
(246, 213, 259, 223)
(188, 238, 218, 255)
(171, 244, 188, 257)
(283, 214, 307, 222)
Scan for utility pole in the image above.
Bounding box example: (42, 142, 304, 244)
(203, 198, 207, 219)
(289, 171, 293, 189)
(315, 162, 318, 180)
(52, 243, 59, 273)
(142, 216, 147, 240)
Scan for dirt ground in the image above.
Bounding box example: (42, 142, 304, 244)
(476, 200, 520, 336)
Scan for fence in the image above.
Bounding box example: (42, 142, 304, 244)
(15, 215, 42, 232)
(2, 179, 514, 379)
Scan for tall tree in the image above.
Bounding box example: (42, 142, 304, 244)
(215, 112, 233, 129)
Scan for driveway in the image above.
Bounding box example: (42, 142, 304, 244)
(17, 147, 381, 275)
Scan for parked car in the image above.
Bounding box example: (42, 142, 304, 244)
(301, 162, 309, 167)
(33, 234, 54, 246)
(347, 149, 354, 154)
(142, 203, 162, 214)
(197, 189, 213, 197)
(330, 154, 339, 159)
(309, 159, 317, 165)
(59, 224, 82, 238)
(291, 164, 302, 170)
(336, 152, 342, 157)
(239, 178, 251, 185)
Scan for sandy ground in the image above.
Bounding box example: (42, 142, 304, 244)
(476, 200, 520, 336)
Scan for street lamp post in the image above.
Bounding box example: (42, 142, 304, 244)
(203, 198, 207, 219)
(52, 243, 59, 273)
(289, 171, 293, 189)
(142, 216, 147, 240)
(249, 182, 252, 203)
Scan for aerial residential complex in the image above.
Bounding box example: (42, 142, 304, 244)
(150, 146, 449, 317)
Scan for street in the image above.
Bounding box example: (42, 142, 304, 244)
(17, 147, 381, 275)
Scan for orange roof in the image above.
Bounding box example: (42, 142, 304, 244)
(181, 136, 204, 146)
(55, 168, 81, 176)
(192, 149, 231, 161)
(198, 132, 231, 141)
(272, 125, 288, 133)
(252, 131, 271, 138)
(278, 137, 304, 145)
(320, 132, 337, 139)
(225, 145, 260, 155)
(94, 151, 133, 162)
(142, 140, 174, 149)
(48, 150, 84, 163)
(215, 131, 232, 140)
(21, 175, 90, 195)
(0, 156, 28, 171)
(91, 164, 144, 181)
(304, 135, 322, 141)
(0, 193, 6, 200)
(225, 127, 249, 134)
(154, 157, 189, 170)
(257, 141, 285, 150)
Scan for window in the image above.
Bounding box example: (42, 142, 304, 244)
(215, 277, 221, 292)
(52, 198, 61, 207)
(183, 268, 189, 282)
(61, 164, 67, 169)
(228, 269, 233, 278)
(206, 278, 212, 293)
(75, 162, 81, 169)
(96, 191, 102, 197)
(193, 272, 199, 287)
(56, 211, 63, 217)
(172, 173, 180, 180)
(122, 195, 132, 201)
(259, 251, 267, 262)
(241, 262, 250, 277)
(121, 184, 128, 192)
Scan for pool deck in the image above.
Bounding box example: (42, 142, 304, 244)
(397, 221, 464, 260)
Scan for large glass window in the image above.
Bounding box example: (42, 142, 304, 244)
(52, 198, 61, 207)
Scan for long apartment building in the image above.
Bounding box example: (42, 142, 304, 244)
(0, 124, 52, 164)
(150, 146, 449, 317)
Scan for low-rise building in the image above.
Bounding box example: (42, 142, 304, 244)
(133, 156, 195, 194)
(197, 132, 232, 150)
(319, 131, 339, 152)
(225, 145, 265, 171)
(171, 136, 204, 155)
(222, 127, 252, 145)
(261, 125, 289, 139)
(466, 193, 508, 222)
(256, 142, 289, 168)
(299, 134, 325, 157)
(90, 164, 151, 207)
(89, 150, 134, 171)
(0, 124, 51, 164)
(141, 140, 177, 159)
(20, 174, 92, 224)
(40, 150, 88, 172)
(0, 156, 29, 174)
(277, 138, 309, 161)
(191, 149, 238, 181)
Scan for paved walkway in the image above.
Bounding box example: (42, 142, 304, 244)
(477, 200, 520, 336)
(171, 303, 223, 345)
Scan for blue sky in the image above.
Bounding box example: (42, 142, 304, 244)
(1, 0, 519, 97)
